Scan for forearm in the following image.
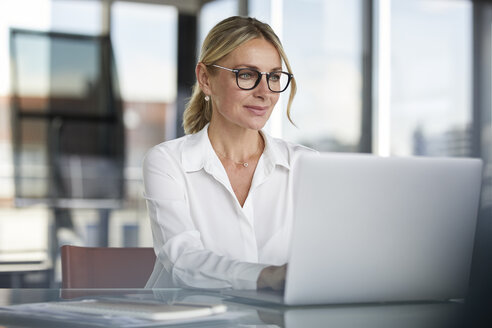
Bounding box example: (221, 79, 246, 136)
(170, 248, 269, 289)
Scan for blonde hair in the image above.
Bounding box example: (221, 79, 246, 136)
(183, 16, 297, 134)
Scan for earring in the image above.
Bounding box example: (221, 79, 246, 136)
(204, 95, 210, 102)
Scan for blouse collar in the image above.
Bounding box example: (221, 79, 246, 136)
(181, 123, 290, 173)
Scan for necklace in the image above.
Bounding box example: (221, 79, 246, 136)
(215, 138, 264, 168)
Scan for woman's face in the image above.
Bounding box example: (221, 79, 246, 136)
(207, 38, 282, 131)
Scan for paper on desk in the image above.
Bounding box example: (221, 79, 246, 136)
(0, 302, 244, 328)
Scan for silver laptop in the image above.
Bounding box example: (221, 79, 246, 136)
(223, 153, 483, 305)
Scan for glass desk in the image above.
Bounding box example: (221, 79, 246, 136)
(0, 288, 487, 327)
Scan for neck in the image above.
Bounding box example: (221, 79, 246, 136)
(208, 121, 264, 162)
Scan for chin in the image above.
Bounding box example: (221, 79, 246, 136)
(244, 119, 268, 131)
(247, 113, 272, 131)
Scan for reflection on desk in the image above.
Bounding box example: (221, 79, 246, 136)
(0, 289, 232, 328)
(0, 288, 487, 328)
(225, 298, 465, 328)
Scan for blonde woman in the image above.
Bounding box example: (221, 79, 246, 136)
(143, 16, 313, 290)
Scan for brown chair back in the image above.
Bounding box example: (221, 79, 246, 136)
(61, 245, 156, 288)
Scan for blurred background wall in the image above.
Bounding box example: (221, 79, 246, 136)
(0, 0, 490, 289)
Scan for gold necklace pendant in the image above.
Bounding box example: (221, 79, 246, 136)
(215, 136, 263, 168)
(216, 152, 251, 168)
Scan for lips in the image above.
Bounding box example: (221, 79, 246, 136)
(244, 105, 269, 116)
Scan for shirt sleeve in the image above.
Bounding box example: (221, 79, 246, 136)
(143, 146, 269, 290)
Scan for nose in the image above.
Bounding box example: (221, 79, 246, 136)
(254, 73, 271, 95)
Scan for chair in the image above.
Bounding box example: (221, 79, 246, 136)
(61, 245, 155, 288)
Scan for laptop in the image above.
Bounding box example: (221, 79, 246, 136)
(223, 153, 483, 305)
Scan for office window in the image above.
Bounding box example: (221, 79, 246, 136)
(281, 0, 364, 152)
(10, 31, 115, 201)
(249, 0, 272, 24)
(50, 0, 102, 35)
(111, 1, 177, 168)
(199, 0, 238, 47)
(389, 0, 472, 156)
(111, 2, 178, 247)
(0, 0, 51, 200)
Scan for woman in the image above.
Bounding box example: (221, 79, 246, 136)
(143, 16, 313, 290)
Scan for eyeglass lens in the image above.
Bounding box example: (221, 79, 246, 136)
(236, 69, 290, 92)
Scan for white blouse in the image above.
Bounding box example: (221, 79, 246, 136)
(143, 124, 313, 290)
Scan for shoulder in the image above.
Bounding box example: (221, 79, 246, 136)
(262, 132, 317, 168)
(142, 135, 190, 175)
(144, 136, 184, 162)
(263, 130, 315, 153)
(272, 137, 316, 155)
(144, 125, 212, 177)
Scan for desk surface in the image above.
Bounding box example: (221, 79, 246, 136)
(0, 288, 488, 328)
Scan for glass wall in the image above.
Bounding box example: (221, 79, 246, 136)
(199, 0, 238, 47)
(50, 0, 102, 35)
(109, 1, 178, 247)
(1, 0, 179, 288)
(0, 0, 51, 202)
(389, 0, 472, 156)
(111, 2, 177, 169)
(250, 0, 472, 157)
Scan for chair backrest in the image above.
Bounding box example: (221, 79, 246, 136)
(61, 245, 156, 288)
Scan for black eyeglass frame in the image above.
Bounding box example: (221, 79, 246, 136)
(210, 64, 294, 93)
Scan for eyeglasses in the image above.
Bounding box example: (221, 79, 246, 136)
(211, 64, 293, 93)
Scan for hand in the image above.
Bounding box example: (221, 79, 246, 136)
(257, 264, 287, 290)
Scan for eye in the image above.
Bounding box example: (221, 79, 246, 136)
(238, 70, 257, 80)
(269, 72, 282, 82)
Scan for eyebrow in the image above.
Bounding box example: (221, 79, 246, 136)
(234, 64, 283, 71)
